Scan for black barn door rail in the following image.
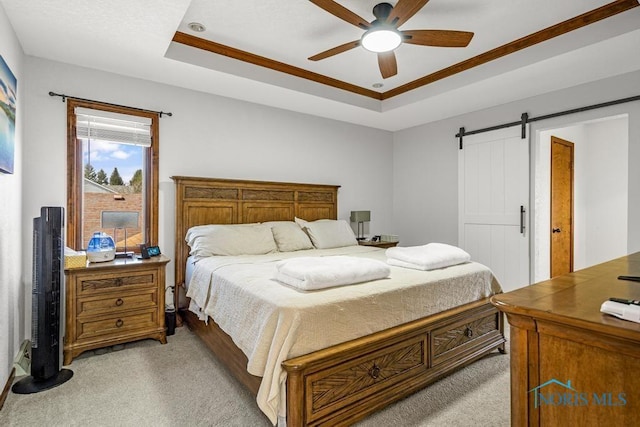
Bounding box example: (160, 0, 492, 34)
(457, 94, 640, 149)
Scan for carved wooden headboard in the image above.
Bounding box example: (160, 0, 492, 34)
(171, 176, 340, 308)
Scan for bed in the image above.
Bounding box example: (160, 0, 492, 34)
(172, 176, 506, 426)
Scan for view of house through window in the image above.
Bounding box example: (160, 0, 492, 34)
(76, 107, 151, 251)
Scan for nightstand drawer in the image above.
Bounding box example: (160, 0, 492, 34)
(75, 269, 157, 295)
(76, 309, 159, 341)
(76, 289, 158, 317)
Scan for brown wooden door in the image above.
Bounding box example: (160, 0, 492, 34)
(550, 136, 574, 278)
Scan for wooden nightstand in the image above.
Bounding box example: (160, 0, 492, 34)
(63, 255, 170, 364)
(358, 240, 399, 249)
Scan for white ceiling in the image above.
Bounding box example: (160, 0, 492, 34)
(2, 0, 640, 131)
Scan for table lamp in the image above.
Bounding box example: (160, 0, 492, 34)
(101, 211, 139, 258)
(350, 210, 370, 241)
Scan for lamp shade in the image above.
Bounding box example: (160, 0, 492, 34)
(350, 211, 371, 223)
(101, 211, 139, 229)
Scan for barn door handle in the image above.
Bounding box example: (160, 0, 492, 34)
(520, 206, 526, 235)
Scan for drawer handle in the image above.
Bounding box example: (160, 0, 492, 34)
(369, 363, 381, 380)
(115, 298, 124, 306)
(465, 327, 473, 338)
(115, 278, 122, 286)
(115, 319, 124, 328)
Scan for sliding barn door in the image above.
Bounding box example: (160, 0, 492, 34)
(458, 127, 530, 292)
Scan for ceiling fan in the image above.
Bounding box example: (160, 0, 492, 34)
(308, 0, 474, 79)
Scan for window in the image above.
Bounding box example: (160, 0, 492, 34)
(66, 99, 159, 253)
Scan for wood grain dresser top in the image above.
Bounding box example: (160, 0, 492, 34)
(491, 252, 640, 341)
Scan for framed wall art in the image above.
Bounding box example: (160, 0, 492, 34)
(0, 54, 17, 174)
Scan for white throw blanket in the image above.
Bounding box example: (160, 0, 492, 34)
(275, 256, 390, 290)
(386, 243, 471, 271)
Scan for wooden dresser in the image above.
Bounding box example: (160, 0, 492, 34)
(64, 255, 170, 364)
(491, 253, 640, 426)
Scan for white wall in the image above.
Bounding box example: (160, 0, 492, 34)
(22, 56, 394, 309)
(534, 116, 628, 282)
(393, 70, 640, 267)
(583, 117, 629, 265)
(0, 3, 24, 391)
(393, 123, 458, 246)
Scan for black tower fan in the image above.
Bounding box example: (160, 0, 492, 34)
(12, 207, 73, 393)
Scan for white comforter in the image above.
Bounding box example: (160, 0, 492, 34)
(186, 245, 501, 425)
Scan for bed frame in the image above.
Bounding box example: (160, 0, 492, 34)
(172, 176, 506, 426)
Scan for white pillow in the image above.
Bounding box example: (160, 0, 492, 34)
(294, 217, 307, 228)
(262, 221, 296, 228)
(185, 224, 277, 257)
(294, 217, 331, 228)
(270, 222, 314, 252)
(185, 222, 258, 240)
(301, 219, 358, 249)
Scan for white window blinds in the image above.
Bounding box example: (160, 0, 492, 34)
(75, 107, 152, 147)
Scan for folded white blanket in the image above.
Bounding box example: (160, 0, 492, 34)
(274, 256, 390, 291)
(386, 243, 471, 271)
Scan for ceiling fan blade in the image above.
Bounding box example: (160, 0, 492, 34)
(377, 52, 397, 79)
(309, 0, 370, 29)
(402, 30, 474, 47)
(386, 0, 430, 27)
(308, 40, 361, 61)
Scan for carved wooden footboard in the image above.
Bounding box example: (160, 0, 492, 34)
(283, 298, 504, 426)
(182, 297, 504, 426)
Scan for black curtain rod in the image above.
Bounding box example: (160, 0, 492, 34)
(48, 91, 172, 117)
(456, 94, 640, 148)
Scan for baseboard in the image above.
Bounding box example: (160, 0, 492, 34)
(0, 368, 16, 411)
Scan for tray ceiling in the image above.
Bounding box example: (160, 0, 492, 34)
(2, 0, 640, 130)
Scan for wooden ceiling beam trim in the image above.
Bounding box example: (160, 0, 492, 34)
(172, 31, 383, 100)
(382, 0, 639, 100)
(172, 0, 638, 103)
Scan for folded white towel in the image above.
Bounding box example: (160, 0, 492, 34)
(274, 256, 390, 291)
(386, 243, 470, 271)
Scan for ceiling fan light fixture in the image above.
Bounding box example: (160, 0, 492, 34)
(361, 27, 402, 53)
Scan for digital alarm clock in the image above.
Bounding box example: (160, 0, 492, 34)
(139, 245, 161, 259)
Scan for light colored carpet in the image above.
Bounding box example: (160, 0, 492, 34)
(0, 326, 510, 426)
